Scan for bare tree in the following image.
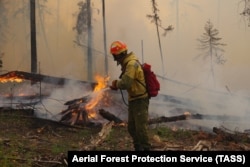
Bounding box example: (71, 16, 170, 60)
(196, 20, 226, 87)
(146, 0, 174, 75)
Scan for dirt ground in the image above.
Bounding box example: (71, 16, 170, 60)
(0, 110, 250, 167)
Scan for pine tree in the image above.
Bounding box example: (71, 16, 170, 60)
(197, 20, 226, 87)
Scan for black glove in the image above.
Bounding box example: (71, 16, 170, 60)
(109, 80, 118, 90)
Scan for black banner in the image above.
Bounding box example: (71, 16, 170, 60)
(67, 151, 250, 167)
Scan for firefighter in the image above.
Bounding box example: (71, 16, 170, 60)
(109, 40, 151, 151)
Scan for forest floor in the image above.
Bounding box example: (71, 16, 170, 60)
(0, 110, 250, 167)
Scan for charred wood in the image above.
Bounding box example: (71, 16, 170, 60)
(191, 113, 246, 122)
(98, 109, 191, 125)
(99, 109, 124, 124)
(148, 114, 188, 125)
(59, 95, 92, 125)
(59, 109, 89, 126)
(64, 95, 90, 105)
(0, 70, 96, 87)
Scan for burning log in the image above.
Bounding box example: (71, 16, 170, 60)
(0, 70, 96, 87)
(59, 95, 90, 125)
(59, 107, 88, 126)
(58, 75, 111, 126)
(59, 90, 108, 126)
(64, 95, 90, 105)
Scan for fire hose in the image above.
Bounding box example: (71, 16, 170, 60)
(107, 86, 128, 107)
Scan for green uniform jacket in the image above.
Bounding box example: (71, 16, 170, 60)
(116, 52, 148, 101)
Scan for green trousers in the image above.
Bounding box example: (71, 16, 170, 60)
(128, 97, 150, 151)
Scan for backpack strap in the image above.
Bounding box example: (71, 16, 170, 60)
(132, 60, 148, 98)
(134, 60, 146, 88)
(119, 60, 148, 98)
(119, 60, 134, 79)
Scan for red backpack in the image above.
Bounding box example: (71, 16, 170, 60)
(136, 62, 160, 98)
(120, 60, 160, 99)
(143, 63, 160, 97)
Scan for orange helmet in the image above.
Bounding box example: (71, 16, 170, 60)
(110, 41, 128, 55)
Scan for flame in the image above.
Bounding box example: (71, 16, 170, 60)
(0, 72, 24, 83)
(88, 110, 97, 118)
(85, 75, 110, 115)
(0, 77, 23, 83)
(58, 74, 112, 125)
(184, 111, 191, 116)
(93, 75, 110, 92)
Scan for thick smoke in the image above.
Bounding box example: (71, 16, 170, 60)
(0, 77, 250, 133)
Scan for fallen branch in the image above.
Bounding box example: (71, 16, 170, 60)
(99, 109, 124, 124)
(82, 121, 114, 150)
(148, 114, 189, 125)
(191, 113, 246, 122)
(98, 109, 191, 125)
(64, 95, 90, 106)
(191, 140, 216, 151)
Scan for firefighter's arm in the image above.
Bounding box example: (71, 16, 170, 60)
(117, 74, 133, 89)
(116, 63, 135, 89)
(109, 80, 118, 90)
(110, 75, 133, 90)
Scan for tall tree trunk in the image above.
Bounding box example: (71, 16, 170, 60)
(102, 0, 108, 75)
(152, 0, 164, 74)
(30, 0, 37, 74)
(209, 45, 215, 88)
(87, 0, 92, 81)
